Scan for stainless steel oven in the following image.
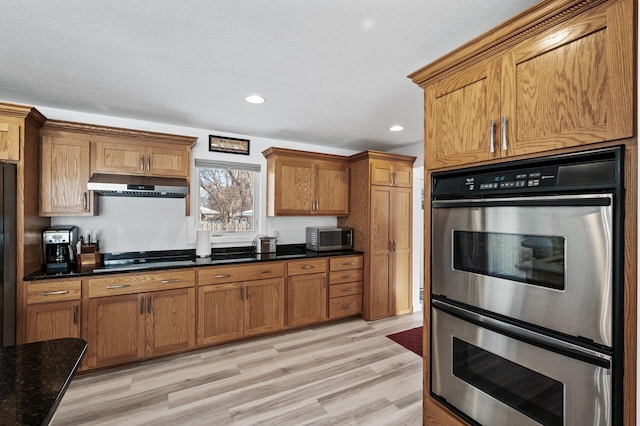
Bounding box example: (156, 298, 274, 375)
(429, 147, 623, 425)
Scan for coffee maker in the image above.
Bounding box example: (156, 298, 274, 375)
(43, 226, 78, 274)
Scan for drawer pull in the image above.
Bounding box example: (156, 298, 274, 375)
(160, 279, 182, 284)
(341, 275, 355, 279)
(343, 262, 355, 265)
(106, 284, 131, 289)
(213, 274, 232, 279)
(257, 270, 272, 275)
(342, 303, 353, 309)
(41, 290, 69, 296)
(343, 288, 353, 292)
(302, 265, 315, 269)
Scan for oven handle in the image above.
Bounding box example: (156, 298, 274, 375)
(432, 299, 612, 369)
(432, 195, 612, 209)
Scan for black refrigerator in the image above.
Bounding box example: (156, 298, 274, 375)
(0, 163, 16, 347)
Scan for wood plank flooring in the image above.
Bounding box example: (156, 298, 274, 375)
(51, 312, 423, 426)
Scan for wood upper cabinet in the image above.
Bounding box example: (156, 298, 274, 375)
(263, 147, 349, 216)
(286, 259, 328, 327)
(25, 280, 81, 343)
(91, 140, 190, 178)
(0, 119, 20, 162)
(415, 0, 634, 169)
(370, 159, 413, 187)
(40, 128, 95, 216)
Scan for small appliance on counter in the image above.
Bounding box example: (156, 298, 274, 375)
(253, 235, 277, 254)
(306, 227, 353, 251)
(43, 225, 78, 274)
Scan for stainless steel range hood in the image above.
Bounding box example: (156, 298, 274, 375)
(87, 174, 189, 198)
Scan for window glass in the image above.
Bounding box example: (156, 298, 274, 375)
(196, 165, 257, 233)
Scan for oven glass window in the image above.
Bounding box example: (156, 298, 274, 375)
(453, 338, 564, 426)
(453, 231, 565, 290)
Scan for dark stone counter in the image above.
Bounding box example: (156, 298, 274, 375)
(25, 244, 363, 281)
(0, 338, 87, 425)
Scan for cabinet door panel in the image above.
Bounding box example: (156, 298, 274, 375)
(369, 251, 392, 321)
(92, 141, 146, 175)
(391, 187, 412, 315)
(245, 278, 284, 336)
(287, 273, 327, 327)
(502, 1, 633, 156)
(87, 294, 145, 368)
(26, 301, 80, 343)
(198, 283, 243, 345)
(148, 146, 189, 177)
(371, 187, 391, 253)
(426, 59, 501, 169)
(0, 121, 20, 161)
(40, 134, 93, 215)
(277, 161, 313, 214)
(316, 162, 349, 215)
(146, 288, 195, 356)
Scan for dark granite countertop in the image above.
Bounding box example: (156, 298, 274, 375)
(25, 244, 363, 281)
(0, 338, 87, 425)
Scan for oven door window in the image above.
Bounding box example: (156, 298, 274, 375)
(453, 231, 565, 290)
(453, 337, 564, 426)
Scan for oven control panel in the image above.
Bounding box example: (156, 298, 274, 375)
(461, 167, 558, 193)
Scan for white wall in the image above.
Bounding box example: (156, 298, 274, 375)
(389, 142, 424, 313)
(39, 106, 357, 253)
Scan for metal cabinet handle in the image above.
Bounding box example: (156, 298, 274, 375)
(388, 241, 393, 251)
(343, 287, 353, 292)
(341, 275, 355, 279)
(257, 270, 272, 275)
(106, 284, 131, 289)
(147, 155, 151, 171)
(324, 275, 326, 288)
(160, 279, 181, 284)
(501, 115, 508, 151)
(73, 304, 78, 324)
(343, 303, 353, 309)
(392, 172, 397, 185)
(302, 265, 315, 269)
(343, 261, 354, 266)
(489, 118, 495, 153)
(83, 192, 88, 211)
(245, 286, 249, 299)
(240, 286, 244, 300)
(213, 274, 231, 279)
(393, 240, 397, 251)
(147, 295, 152, 314)
(41, 290, 69, 296)
(140, 297, 144, 314)
(140, 154, 145, 171)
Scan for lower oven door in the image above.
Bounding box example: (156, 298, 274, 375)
(431, 300, 612, 426)
(431, 194, 614, 347)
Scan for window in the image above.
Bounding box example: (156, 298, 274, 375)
(195, 159, 260, 235)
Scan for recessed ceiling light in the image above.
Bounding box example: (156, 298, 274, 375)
(389, 125, 404, 132)
(245, 95, 265, 104)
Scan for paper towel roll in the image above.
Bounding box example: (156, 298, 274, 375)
(196, 230, 211, 258)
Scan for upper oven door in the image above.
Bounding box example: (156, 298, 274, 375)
(432, 193, 613, 347)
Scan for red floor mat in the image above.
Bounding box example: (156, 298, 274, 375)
(386, 326, 423, 357)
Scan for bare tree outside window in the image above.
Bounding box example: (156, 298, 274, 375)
(198, 167, 254, 232)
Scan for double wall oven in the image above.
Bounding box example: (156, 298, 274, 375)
(430, 147, 623, 425)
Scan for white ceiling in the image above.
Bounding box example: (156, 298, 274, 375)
(1, 0, 539, 152)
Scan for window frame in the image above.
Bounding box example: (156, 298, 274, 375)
(190, 159, 261, 245)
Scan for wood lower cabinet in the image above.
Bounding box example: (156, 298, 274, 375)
(197, 263, 285, 345)
(263, 147, 349, 216)
(85, 269, 196, 368)
(338, 151, 415, 321)
(413, 0, 634, 169)
(25, 280, 81, 343)
(286, 259, 328, 327)
(328, 256, 363, 319)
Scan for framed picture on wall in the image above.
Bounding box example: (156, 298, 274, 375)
(209, 135, 250, 155)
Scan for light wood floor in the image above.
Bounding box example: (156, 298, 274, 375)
(51, 312, 424, 426)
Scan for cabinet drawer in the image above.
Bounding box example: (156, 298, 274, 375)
(287, 259, 327, 276)
(329, 282, 362, 298)
(88, 269, 195, 298)
(329, 294, 362, 319)
(198, 262, 284, 285)
(26, 280, 81, 304)
(329, 256, 363, 271)
(329, 269, 362, 285)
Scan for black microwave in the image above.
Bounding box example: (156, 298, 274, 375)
(306, 227, 353, 251)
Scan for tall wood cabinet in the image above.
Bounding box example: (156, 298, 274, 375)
(338, 151, 415, 321)
(409, 0, 636, 424)
(263, 147, 349, 216)
(0, 103, 51, 345)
